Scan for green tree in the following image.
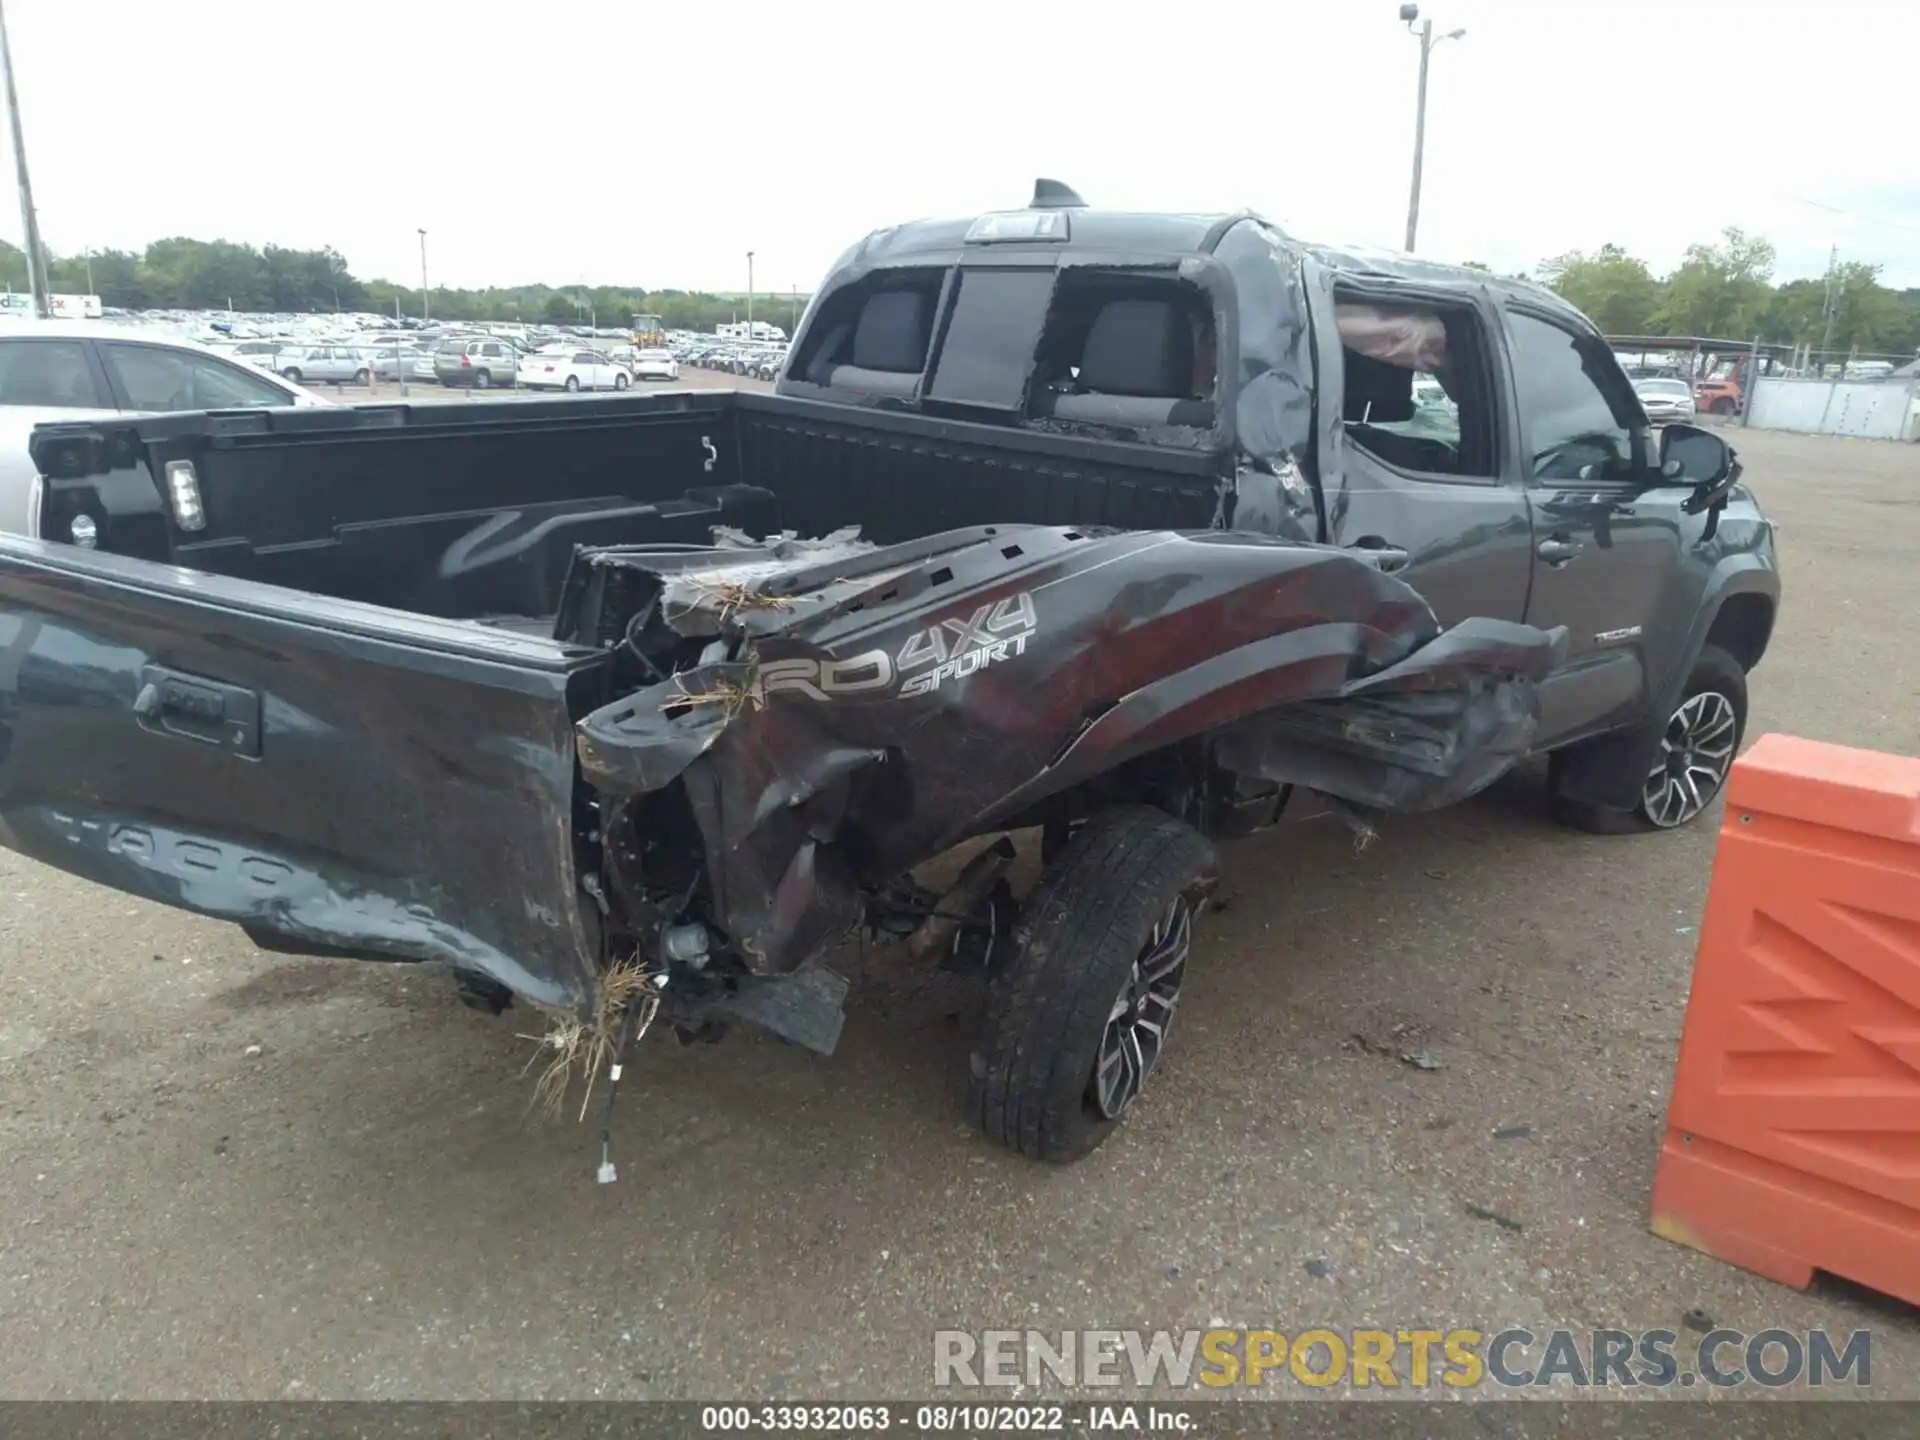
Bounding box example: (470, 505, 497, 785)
(0, 238, 28, 293)
(1817, 262, 1910, 354)
(1537, 243, 1661, 334)
(1650, 227, 1775, 338)
(1759, 262, 1914, 357)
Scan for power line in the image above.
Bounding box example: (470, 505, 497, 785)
(1786, 194, 1920, 239)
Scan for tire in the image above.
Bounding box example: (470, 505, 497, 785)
(613, 373, 629, 390)
(281, 368, 302, 383)
(352, 369, 370, 386)
(1709, 396, 1737, 416)
(1550, 644, 1747, 834)
(968, 807, 1218, 1163)
(564, 375, 581, 392)
(474, 370, 493, 389)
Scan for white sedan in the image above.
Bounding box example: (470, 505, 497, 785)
(516, 348, 631, 392)
(632, 348, 680, 382)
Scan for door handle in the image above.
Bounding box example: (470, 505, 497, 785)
(1350, 538, 1412, 573)
(1536, 536, 1583, 566)
(132, 665, 262, 757)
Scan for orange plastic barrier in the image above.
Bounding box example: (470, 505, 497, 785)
(1651, 732, 1920, 1301)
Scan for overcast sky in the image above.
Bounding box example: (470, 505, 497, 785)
(5, 0, 1916, 294)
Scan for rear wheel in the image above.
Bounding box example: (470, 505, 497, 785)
(1550, 644, 1747, 833)
(564, 375, 581, 392)
(281, 367, 303, 383)
(474, 369, 493, 389)
(1709, 396, 1738, 416)
(352, 368, 370, 385)
(968, 807, 1217, 1163)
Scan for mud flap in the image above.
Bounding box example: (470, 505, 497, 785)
(666, 965, 851, 1055)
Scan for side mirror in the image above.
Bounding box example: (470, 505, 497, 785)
(1658, 423, 1733, 486)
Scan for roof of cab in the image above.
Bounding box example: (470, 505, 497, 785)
(839, 180, 1587, 326)
(852, 208, 1236, 267)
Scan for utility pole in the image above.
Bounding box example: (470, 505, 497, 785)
(746, 251, 755, 337)
(1399, 4, 1465, 253)
(1818, 243, 1841, 367)
(0, 0, 50, 317)
(417, 228, 429, 322)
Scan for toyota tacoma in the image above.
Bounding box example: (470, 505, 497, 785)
(0, 182, 1778, 1162)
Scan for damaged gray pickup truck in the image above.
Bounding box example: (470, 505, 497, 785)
(0, 182, 1778, 1162)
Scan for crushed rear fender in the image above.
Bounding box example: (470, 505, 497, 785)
(572, 525, 1566, 975)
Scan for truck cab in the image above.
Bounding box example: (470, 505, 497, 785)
(774, 181, 1779, 785)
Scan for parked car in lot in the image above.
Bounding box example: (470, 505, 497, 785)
(516, 348, 631, 391)
(433, 337, 517, 389)
(0, 321, 324, 536)
(363, 342, 426, 381)
(1633, 376, 1698, 425)
(631, 348, 680, 382)
(221, 340, 285, 371)
(0, 185, 1779, 1168)
(276, 345, 373, 386)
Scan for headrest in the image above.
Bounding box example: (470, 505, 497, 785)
(852, 290, 932, 374)
(1078, 299, 1193, 397)
(1342, 349, 1416, 424)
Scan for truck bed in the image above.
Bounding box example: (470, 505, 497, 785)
(28, 389, 1228, 635)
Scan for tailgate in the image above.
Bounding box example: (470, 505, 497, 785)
(0, 535, 602, 1012)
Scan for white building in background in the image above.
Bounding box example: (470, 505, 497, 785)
(0, 292, 104, 319)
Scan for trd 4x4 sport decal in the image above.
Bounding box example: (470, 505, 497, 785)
(759, 593, 1038, 702)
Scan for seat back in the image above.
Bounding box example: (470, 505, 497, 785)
(1043, 298, 1209, 427)
(823, 288, 934, 398)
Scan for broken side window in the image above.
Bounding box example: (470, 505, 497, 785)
(790, 267, 945, 398)
(1029, 271, 1215, 430)
(1334, 294, 1496, 481)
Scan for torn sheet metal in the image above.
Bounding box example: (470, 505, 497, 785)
(572, 525, 1564, 977)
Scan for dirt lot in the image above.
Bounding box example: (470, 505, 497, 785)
(0, 423, 1915, 1401)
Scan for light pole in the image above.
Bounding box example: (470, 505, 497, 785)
(1399, 3, 1464, 253)
(0, 0, 50, 317)
(746, 251, 755, 338)
(417, 228, 429, 322)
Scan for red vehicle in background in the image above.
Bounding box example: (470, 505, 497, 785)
(1608, 336, 1793, 418)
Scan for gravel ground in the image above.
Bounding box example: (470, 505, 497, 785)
(0, 423, 1915, 1402)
